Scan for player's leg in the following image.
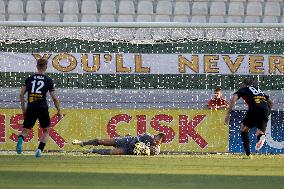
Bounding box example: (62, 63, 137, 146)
(36, 109, 51, 157)
(97, 138, 116, 146)
(35, 127, 49, 157)
(241, 110, 254, 159)
(255, 109, 269, 151)
(91, 147, 126, 155)
(16, 128, 31, 154)
(240, 124, 253, 159)
(17, 108, 36, 154)
(18, 127, 30, 140)
(86, 138, 115, 146)
(255, 129, 266, 151)
(73, 138, 116, 147)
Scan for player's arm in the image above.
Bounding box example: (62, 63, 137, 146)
(267, 98, 273, 109)
(50, 90, 62, 118)
(219, 99, 229, 109)
(207, 99, 215, 109)
(219, 104, 229, 109)
(19, 85, 27, 117)
(264, 94, 273, 109)
(150, 145, 160, 156)
(224, 94, 239, 125)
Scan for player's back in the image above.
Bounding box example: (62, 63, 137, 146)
(235, 86, 269, 110)
(25, 73, 54, 108)
(138, 134, 154, 146)
(125, 134, 154, 148)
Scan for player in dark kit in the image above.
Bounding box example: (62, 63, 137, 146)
(17, 58, 62, 157)
(72, 133, 166, 156)
(224, 78, 273, 159)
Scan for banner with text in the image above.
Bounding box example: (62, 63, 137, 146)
(0, 52, 284, 75)
(0, 109, 228, 152)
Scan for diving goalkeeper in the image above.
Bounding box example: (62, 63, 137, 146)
(72, 132, 166, 156)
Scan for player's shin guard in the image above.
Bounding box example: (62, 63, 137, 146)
(241, 132, 251, 156)
(91, 149, 111, 155)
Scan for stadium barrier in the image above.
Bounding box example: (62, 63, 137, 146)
(0, 109, 283, 154)
(0, 109, 228, 152)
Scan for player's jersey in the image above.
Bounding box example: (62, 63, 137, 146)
(207, 98, 228, 107)
(24, 74, 54, 108)
(128, 134, 153, 148)
(234, 86, 269, 110)
(136, 134, 154, 146)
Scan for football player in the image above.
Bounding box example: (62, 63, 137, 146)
(16, 58, 63, 157)
(224, 78, 273, 159)
(72, 132, 166, 156)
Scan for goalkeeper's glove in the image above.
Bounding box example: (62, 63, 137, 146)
(133, 142, 150, 156)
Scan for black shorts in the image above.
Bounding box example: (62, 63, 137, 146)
(114, 137, 134, 155)
(242, 107, 270, 132)
(23, 106, 50, 129)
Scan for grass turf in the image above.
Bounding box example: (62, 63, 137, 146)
(0, 154, 283, 189)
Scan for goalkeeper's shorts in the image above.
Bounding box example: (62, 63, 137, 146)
(114, 137, 134, 155)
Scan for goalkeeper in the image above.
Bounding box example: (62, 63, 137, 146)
(72, 133, 166, 156)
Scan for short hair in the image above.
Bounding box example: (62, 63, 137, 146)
(214, 87, 221, 92)
(37, 58, 48, 69)
(156, 132, 166, 142)
(242, 78, 254, 86)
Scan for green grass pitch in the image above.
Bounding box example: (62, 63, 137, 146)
(0, 153, 283, 189)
